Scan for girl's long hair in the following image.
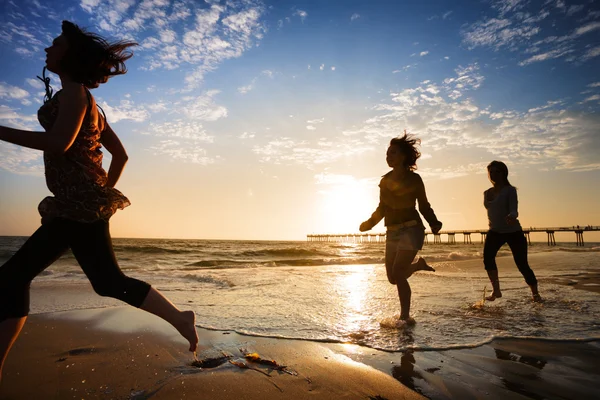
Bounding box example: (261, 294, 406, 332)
(389, 131, 421, 171)
(60, 20, 137, 88)
(487, 160, 512, 187)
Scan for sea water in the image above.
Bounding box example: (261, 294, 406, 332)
(1, 237, 599, 352)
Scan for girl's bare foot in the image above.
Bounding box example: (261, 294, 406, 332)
(485, 291, 502, 301)
(400, 316, 416, 326)
(176, 310, 199, 352)
(412, 257, 435, 273)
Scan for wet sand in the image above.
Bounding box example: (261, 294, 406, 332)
(2, 305, 599, 399)
(0, 307, 423, 400)
(2, 251, 600, 399)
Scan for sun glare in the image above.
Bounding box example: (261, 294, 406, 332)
(319, 183, 376, 234)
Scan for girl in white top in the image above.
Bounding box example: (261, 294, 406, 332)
(483, 161, 541, 302)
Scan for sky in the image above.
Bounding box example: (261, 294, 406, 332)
(0, 0, 599, 241)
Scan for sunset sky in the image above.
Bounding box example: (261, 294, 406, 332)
(1, 0, 599, 241)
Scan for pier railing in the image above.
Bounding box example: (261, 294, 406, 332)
(306, 226, 599, 247)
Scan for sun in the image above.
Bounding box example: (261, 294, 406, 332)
(318, 182, 378, 234)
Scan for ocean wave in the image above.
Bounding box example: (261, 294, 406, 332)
(112, 245, 197, 254)
(554, 246, 600, 253)
(189, 323, 600, 353)
(182, 274, 235, 288)
(236, 248, 335, 257)
(180, 257, 384, 269)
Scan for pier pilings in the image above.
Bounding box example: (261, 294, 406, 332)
(307, 225, 599, 245)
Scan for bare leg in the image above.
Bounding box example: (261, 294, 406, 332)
(486, 269, 502, 301)
(406, 257, 435, 278)
(0, 317, 27, 384)
(393, 250, 419, 323)
(140, 288, 198, 352)
(396, 278, 412, 321)
(530, 285, 542, 302)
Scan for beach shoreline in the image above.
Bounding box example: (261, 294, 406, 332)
(2, 251, 600, 399)
(2, 304, 600, 399)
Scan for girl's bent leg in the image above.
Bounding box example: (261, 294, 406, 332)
(68, 219, 198, 352)
(0, 317, 27, 384)
(140, 288, 198, 352)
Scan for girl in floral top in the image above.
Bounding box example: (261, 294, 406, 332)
(0, 21, 198, 381)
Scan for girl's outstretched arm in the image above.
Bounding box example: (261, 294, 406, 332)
(360, 206, 383, 231)
(100, 123, 128, 188)
(416, 175, 442, 233)
(0, 83, 86, 154)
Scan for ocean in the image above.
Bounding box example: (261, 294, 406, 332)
(1, 237, 599, 352)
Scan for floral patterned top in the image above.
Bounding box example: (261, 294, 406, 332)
(37, 89, 130, 223)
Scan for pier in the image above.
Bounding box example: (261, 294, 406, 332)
(307, 226, 599, 246)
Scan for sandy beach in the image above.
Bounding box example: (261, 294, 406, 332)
(1, 252, 600, 399)
(2, 304, 600, 399)
(0, 306, 424, 400)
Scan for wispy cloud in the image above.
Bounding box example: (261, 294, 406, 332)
(462, 1, 600, 66)
(82, 0, 266, 89)
(294, 9, 308, 22)
(149, 140, 219, 165)
(99, 99, 149, 123)
(252, 137, 374, 167)
(342, 63, 600, 173)
(0, 82, 31, 105)
(0, 106, 42, 175)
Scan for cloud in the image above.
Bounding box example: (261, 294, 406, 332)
(0, 22, 48, 56)
(99, 99, 149, 123)
(0, 105, 43, 175)
(0, 82, 31, 105)
(582, 94, 600, 103)
(0, 142, 43, 175)
(519, 47, 574, 65)
(351, 13, 360, 21)
(81, 0, 266, 89)
(237, 70, 275, 94)
(461, 2, 600, 66)
(239, 131, 255, 139)
(80, 0, 102, 13)
(581, 46, 600, 62)
(26, 78, 44, 89)
(294, 9, 308, 22)
(149, 140, 219, 165)
(146, 120, 214, 142)
(420, 51, 429, 56)
(238, 80, 256, 94)
(341, 64, 600, 173)
(177, 91, 228, 121)
(252, 137, 374, 167)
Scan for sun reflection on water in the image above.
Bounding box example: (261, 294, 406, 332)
(334, 265, 375, 335)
